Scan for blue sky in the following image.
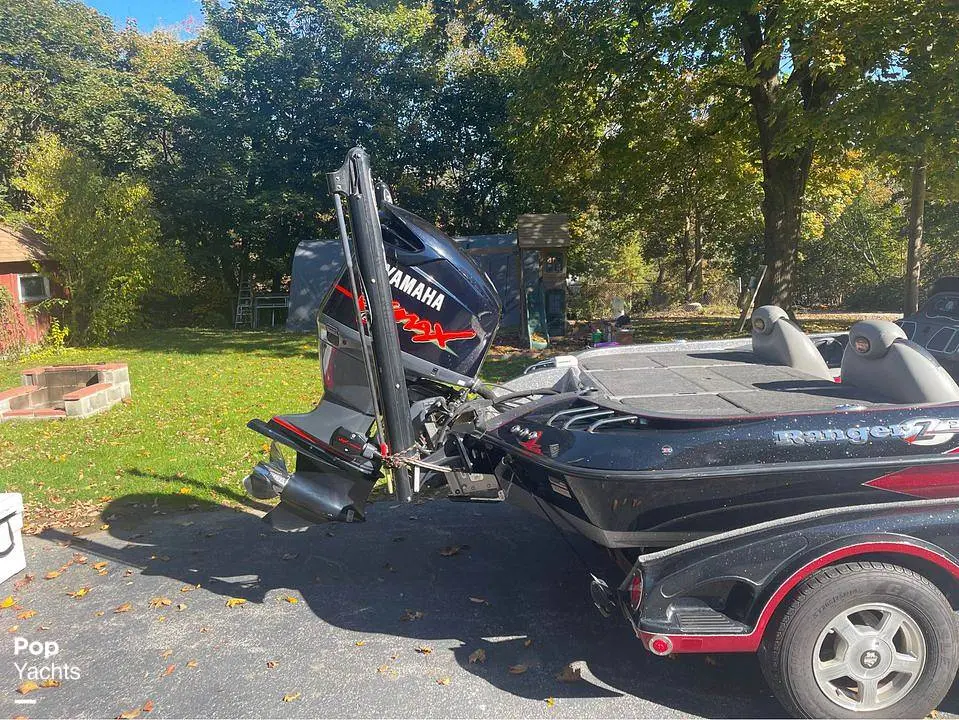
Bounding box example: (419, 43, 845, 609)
(86, 0, 203, 32)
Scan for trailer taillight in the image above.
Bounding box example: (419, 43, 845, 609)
(649, 635, 673, 656)
(628, 573, 644, 611)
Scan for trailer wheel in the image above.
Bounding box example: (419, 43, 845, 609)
(760, 561, 958, 718)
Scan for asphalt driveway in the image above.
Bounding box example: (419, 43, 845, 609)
(3, 497, 957, 718)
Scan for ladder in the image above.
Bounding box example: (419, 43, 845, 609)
(234, 278, 254, 329)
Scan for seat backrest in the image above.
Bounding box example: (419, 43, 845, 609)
(841, 320, 959, 404)
(751, 305, 833, 380)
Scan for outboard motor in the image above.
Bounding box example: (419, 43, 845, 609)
(245, 148, 501, 531)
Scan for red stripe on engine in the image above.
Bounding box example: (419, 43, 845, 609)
(272, 416, 320, 445)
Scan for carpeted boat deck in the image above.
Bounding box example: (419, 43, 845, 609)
(580, 348, 883, 417)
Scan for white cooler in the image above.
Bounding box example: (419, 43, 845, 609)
(0, 493, 26, 585)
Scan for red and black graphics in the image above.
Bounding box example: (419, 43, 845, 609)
(320, 203, 500, 383)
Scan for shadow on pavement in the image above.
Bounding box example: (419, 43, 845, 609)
(39, 493, 954, 718)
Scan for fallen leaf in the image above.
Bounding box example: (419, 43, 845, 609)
(161, 664, 175, 677)
(39, 679, 60, 688)
(266, 660, 278, 669)
(44, 570, 60, 580)
(117, 707, 140, 719)
(508, 664, 529, 674)
(17, 610, 36, 620)
(95, 611, 105, 617)
(17, 680, 39, 695)
(468, 596, 489, 605)
(179, 584, 196, 593)
(186, 660, 198, 669)
(7, 625, 18, 633)
(175, 603, 187, 612)
(436, 676, 452, 685)
(160, 649, 172, 659)
(225, 597, 246, 608)
(377, 664, 390, 674)
(468, 648, 486, 664)
(556, 664, 582, 683)
(142, 700, 155, 713)
(282, 595, 298, 604)
(414, 645, 433, 654)
(281, 692, 300, 702)
(524, 638, 533, 648)
(148, 597, 171, 609)
(114, 603, 133, 614)
(178, 487, 192, 495)
(92, 561, 108, 570)
(73, 554, 88, 565)
(545, 697, 556, 708)
(67, 587, 90, 599)
(281, 553, 298, 560)
(13, 574, 33, 591)
(0, 596, 14, 609)
(354, 640, 366, 647)
(439, 545, 461, 557)
(400, 609, 423, 622)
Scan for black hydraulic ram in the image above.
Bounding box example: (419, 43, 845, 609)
(327, 148, 416, 502)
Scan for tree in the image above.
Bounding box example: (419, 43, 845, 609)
(670, 0, 910, 309)
(508, 0, 761, 306)
(0, 0, 124, 203)
(853, 0, 959, 313)
(14, 134, 178, 342)
(796, 154, 905, 308)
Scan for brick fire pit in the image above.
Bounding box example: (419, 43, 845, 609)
(0, 363, 131, 421)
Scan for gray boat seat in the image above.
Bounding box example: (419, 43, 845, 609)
(841, 320, 959, 404)
(751, 305, 833, 380)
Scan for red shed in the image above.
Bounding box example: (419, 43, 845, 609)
(0, 224, 54, 352)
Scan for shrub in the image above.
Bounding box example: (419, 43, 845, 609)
(14, 133, 183, 343)
(0, 286, 31, 357)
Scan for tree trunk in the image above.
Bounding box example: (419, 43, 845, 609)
(737, 11, 824, 313)
(693, 213, 704, 296)
(680, 210, 704, 301)
(903, 156, 927, 315)
(682, 213, 694, 301)
(756, 149, 814, 310)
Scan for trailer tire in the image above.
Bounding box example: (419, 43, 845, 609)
(759, 561, 958, 719)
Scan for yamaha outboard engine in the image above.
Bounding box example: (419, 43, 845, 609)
(245, 148, 501, 530)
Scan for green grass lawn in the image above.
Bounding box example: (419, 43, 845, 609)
(1, 311, 896, 531)
(0, 329, 322, 530)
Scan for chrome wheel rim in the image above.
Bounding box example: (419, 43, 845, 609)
(813, 602, 926, 712)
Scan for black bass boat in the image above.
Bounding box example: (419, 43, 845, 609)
(244, 148, 959, 719)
